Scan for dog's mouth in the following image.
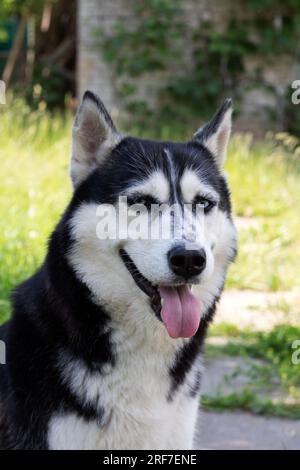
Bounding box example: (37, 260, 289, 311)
(120, 249, 201, 339)
(120, 249, 161, 316)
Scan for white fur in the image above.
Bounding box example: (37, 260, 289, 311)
(49, 334, 199, 450)
(180, 169, 219, 203)
(126, 170, 170, 203)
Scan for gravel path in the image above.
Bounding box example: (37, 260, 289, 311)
(194, 410, 300, 450)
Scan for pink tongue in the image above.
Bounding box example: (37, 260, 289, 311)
(158, 285, 201, 339)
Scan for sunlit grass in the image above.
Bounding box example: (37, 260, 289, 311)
(226, 134, 300, 291)
(0, 102, 299, 323)
(0, 99, 72, 323)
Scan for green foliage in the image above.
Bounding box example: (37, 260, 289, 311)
(99, 0, 183, 77)
(207, 324, 300, 390)
(245, 0, 300, 13)
(162, 21, 255, 122)
(202, 389, 300, 420)
(25, 64, 68, 110)
(0, 0, 44, 17)
(97, 0, 300, 131)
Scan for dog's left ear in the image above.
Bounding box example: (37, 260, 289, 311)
(71, 91, 122, 187)
(193, 98, 232, 168)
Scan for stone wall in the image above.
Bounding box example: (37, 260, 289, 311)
(77, 0, 129, 117)
(77, 0, 296, 133)
(77, 0, 232, 105)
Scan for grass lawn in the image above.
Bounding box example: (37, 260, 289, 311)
(0, 102, 299, 416)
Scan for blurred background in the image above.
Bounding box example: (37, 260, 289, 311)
(1, 0, 300, 133)
(0, 0, 300, 448)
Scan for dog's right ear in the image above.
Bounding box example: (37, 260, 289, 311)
(71, 91, 122, 187)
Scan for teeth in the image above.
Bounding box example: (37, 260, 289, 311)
(161, 298, 164, 306)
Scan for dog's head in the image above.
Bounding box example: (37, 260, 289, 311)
(68, 91, 237, 339)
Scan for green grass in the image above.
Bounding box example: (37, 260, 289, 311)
(0, 99, 72, 323)
(207, 324, 300, 391)
(226, 134, 300, 291)
(202, 389, 300, 420)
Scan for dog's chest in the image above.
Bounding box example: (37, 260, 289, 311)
(48, 328, 199, 449)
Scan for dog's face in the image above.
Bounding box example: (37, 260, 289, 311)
(68, 91, 237, 339)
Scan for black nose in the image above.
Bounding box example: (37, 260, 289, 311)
(168, 246, 206, 279)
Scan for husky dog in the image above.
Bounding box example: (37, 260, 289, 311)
(0, 91, 236, 450)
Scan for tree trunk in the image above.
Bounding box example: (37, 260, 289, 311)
(2, 16, 27, 87)
(26, 16, 36, 84)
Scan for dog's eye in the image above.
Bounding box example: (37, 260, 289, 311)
(127, 194, 158, 210)
(192, 196, 216, 214)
